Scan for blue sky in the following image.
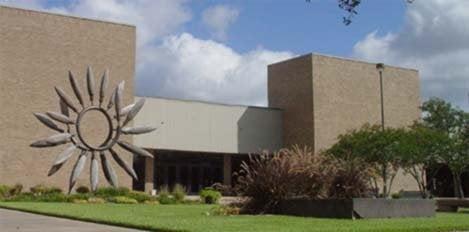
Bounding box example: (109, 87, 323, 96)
(3, 0, 468, 110)
(185, 0, 407, 56)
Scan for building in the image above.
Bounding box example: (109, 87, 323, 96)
(0, 6, 421, 194)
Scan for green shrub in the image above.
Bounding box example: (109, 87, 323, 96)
(392, 192, 401, 199)
(75, 186, 90, 194)
(199, 188, 221, 204)
(87, 197, 106, 204)
(36, 193, 68, 202)
(0, 185, 11, 198)
(30, 184, 62, 195)
(9, 184, 23, 196)
(128, 190, 156, 203)
(67, 193, 90, 203)
(212, 205, 241, 216)
(95, 187, 130, 197)
(172, 184, 186, 202)
(158, 185, 175, 204)
(72, 199, 88, 204)
(5, 192, 68, 202)
(110, 196, 138, 204)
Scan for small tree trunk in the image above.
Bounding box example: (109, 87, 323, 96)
(452, 173, 464, 198)
(382, 164, 388, 198)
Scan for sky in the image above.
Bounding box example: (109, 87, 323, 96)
(2, 0, 468, 110)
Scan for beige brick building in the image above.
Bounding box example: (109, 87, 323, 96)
(0, 6, 421, 194)
(0, 6, 135, 190)
(268, 54, 421, 192)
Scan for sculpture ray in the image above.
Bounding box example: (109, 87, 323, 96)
(33, 113, 63, 132)
(46, 111, 74, 124)
(122, 98, 145, 126)
(90, 152, 99, 191)
(69, 151, 87, 193)
(59, 99, 70, 117)
(68, 71, 84, 107)
(107, 88, 117, 110)
(99, 70, 109, 106)
(86, 66, 95, 104)
(114, 81, 125, 118)
(118, 103, 135, 118)
(30, 133, 72, 147)
(55, 87, 79, 113)
(101, 151, 118, 187)
(110, 148, 138, 180)
(52, 144, 77, 165)
(47, 162, 64, 177)
(117, 141, 153, 158)
(122, 126, 156, 135)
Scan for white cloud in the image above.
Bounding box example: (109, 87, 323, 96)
(52, 0, 191, 47)
(202, 4, 239, 41)
(137, 33, 294, 106)
(2, 0, 293, 106)
(353, 0, 469, 110)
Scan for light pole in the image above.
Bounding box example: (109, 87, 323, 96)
(376, 63, 387, 197)
(376, 63, 385, 131)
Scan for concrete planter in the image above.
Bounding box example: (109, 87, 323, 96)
(278, 198, 435, 219)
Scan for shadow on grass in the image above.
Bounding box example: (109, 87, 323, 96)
(0, 205, 185, 232)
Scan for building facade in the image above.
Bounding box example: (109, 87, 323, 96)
(0, 6, 135, 190)
(0, 6, 421, 194)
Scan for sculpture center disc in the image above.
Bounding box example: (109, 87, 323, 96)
(76, 107, 113, 150)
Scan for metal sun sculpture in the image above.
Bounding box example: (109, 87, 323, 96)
(30, 67, 155, 192)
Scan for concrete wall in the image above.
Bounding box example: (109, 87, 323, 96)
(133, 97, 283, 154)
(268, 53, 421, 193)
(0, 6, 135, 190)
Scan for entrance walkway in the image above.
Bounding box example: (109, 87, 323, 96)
(0, 208, 144, 232)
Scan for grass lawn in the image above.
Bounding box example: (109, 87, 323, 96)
(0, 202, 468, 232)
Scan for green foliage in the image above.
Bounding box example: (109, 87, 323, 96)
(211, 205, 240, 216)
(110, 196, 138, 204)
(75, 186, 90, 194)
(157, 186, 175, 204)
(327, 125, 407, 198)
(127, 190, 156, 203)
(0, 185, 11, 199)
(172, 184, 186, 202)
(94, 187, 130, 197)
(391, 192, 401, 199)
(30, 184, 62, 195)
(9, 184, 23, 196)
(199, 188, 221, 204)
(397, 123, 452, 198)
(6, 192, 68, 202)
(87, 197, 106, 204)
(421, 98, 469, 198)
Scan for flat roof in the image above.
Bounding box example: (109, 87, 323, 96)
(0, 5, 135, 28)
(135, 95, 283, 111)
(268, 52, 419, 72)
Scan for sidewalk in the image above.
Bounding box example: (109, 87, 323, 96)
(0, 208, 145, 232)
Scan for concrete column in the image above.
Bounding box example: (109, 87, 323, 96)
(223, 154, 232, 186)
(144, 156, 154, 193)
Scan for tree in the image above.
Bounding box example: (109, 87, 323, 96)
(327, 124, 406, 198)
(398, 123, 452, 198)
(421, 98, 469, 198)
